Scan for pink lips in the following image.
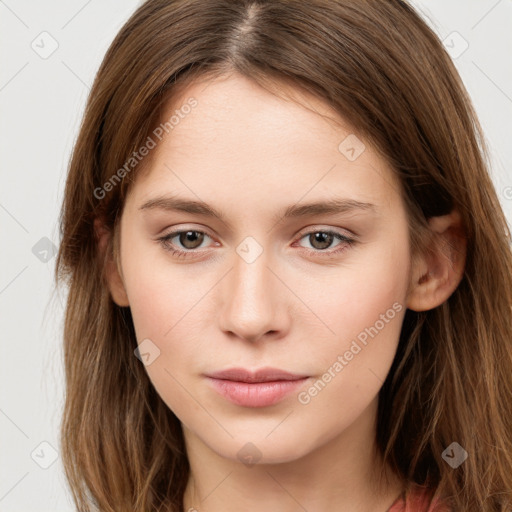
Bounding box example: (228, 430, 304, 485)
(205, 367, 309, 407)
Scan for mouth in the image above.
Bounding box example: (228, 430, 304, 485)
(204, 367, 310, 407)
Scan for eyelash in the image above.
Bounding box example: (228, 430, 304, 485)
(158, 228, 356, 260)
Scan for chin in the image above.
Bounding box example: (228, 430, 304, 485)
(196, 424, 318, 466)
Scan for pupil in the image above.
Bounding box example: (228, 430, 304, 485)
(181, 231, 203, 249)
(311, 232, 332, 250)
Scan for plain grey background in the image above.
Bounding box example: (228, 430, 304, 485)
(1, 1, 511, 510)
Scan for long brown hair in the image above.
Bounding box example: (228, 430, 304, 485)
(55, 0, 512, 510)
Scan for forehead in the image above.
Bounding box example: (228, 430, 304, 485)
(124, 72, 402, 216)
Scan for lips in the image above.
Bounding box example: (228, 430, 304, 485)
(206, 367, 308, 383)
(205, 367, 310, 407)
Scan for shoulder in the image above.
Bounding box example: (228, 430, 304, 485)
(387, 484, 451, 512)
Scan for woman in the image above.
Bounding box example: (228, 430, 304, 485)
(55, 1, 512, 510)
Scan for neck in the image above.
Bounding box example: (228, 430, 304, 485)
(182, 398, 404, 512)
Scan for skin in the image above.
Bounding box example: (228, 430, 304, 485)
(99, 72, 466, 512)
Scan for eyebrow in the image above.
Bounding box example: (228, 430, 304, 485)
(138, 195, 377, 227)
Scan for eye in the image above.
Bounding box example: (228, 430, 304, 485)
(158, 229, 214, 258)
(295, 229, 355, 256)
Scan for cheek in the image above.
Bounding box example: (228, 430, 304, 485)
(121, 233, 202, 341)
(292, 234, 409, 411)
(121, 249, 209, 419)
(121, 239, 221, 406)
(296, 232, 410, 353)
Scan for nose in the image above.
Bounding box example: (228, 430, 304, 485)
(217, 246, 291, 344)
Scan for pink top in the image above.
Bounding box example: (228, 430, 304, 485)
(387, 485, 450, 512)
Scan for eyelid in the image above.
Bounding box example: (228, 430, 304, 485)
(159, 224, 216, 240)
(295, 224, 357, 240)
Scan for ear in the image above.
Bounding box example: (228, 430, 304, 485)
(94, 217, 130, 307)
(407, 209, 467, 312)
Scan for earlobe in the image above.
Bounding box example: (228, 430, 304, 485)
(407, 210, 467, 312)
(94, 217, 130, 307)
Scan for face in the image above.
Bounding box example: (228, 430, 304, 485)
(114, 72, 412, 464)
